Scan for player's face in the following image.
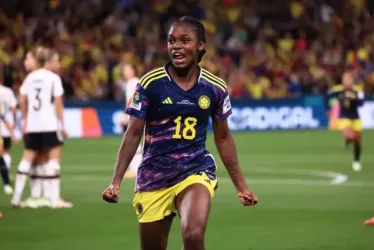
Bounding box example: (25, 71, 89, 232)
(49, 54, 61, 73)
(123, 64, 135, 80)
(24, 52, 36, 72)
(167, 23, 204, 68)
(342, 72, 354, 89)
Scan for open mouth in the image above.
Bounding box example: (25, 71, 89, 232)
(172, 52, 186, 63)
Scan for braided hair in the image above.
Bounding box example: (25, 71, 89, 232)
(169, 16, 207, 63)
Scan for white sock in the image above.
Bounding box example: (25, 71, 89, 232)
(3, 153, 11, 170)
(42, 167, 52, 202)
(31, 164, 43, 199)
(44, 160, 60, 206)
(11, 160, 31, 205)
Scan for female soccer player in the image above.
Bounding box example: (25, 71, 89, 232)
(103, 16, 258, 250)
(20, 48, 71, 208)
(0, 80, 17, 178)
(326, 71, 365, 171)
(12, 47, 71, 208)
(0, 106, 12, 195)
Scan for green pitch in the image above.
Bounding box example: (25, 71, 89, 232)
(1, 130, 374, 250)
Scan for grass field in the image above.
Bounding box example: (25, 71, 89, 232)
(1, 130, 374, 250)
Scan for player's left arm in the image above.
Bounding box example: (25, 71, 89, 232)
(3, 119, 14, 138)
(11, 106, 17, 130)
(53, 75, 67, 136)
(18, 94, 27, 134)
(212, 90, 258, 206)
(212, 119, 257, 206)
(19, 80, 29, 134)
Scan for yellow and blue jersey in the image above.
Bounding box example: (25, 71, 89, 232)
(126, 63, 232, 192)
(325, 85, 364, 119)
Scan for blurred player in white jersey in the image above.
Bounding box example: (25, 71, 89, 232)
(119, 64, 143, 179)
(19, 49, 71, 208)
(19, 50, 49, 207)
(11, 47, 71, 208)
(0, 80, 17, 181)
(0, 99, 13, 194)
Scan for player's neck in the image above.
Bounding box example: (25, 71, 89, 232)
(168, 64, 199, 90)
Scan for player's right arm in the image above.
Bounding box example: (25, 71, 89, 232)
(324, 85, 340, 116)
(103, 84, 150, 203)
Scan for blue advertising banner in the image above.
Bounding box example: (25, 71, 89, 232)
(64, 96, 333, 136)
(225, 96, 328, 131)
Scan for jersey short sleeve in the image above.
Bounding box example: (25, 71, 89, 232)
(125, 83, 151, 120)
(53, 75, 64, 97)
(212, 90, 232, 120)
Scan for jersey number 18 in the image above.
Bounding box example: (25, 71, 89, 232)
(172, 116, 197, 140)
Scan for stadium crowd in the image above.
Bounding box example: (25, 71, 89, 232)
(0, 0, 374, 101)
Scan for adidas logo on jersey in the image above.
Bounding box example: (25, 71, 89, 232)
(162, 97, 173, 104)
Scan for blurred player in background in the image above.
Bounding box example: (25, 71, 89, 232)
(0, 78, 18, 180)
(11, 47, 71, 208)
(0, 102, 12, 195)
(0, 76, 17, 195)
(19, 49, 72, 208)
(19, 50, 49, 207)
(103, 16, 258, 250)
(119, 64, 142, 179)
(326, 71, 365, 171)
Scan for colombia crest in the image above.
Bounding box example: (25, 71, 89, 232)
(198, 95, 210, 109)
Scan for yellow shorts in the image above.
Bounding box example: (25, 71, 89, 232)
(338, 118, 362, 132)
(133, 173, 218, 223)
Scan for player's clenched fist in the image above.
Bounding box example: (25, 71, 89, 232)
(238, 188, 258, 206)
(102, 184, 120, 203)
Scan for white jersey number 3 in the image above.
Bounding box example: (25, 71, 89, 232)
(33, 88, 43, 111)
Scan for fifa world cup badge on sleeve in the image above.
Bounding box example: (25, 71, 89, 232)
(223, 95, 231, 114)
(130, 92, 142, 111)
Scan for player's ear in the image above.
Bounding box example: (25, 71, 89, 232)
(197, 41, 205, 51)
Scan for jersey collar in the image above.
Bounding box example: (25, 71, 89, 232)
(163, 62, 202, 83)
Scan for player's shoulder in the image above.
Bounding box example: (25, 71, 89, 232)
(200, 68, 227, 92)
(0, 84, 10, 94)
(44, 69, 61, 80)
(32, 68, 59, 79)
(328, 84, 344, 94)
(4, 86, 15, 97)
(139, 67, 168, 89)
(126, 77, 140, 89)
(353, 84, 363, 92)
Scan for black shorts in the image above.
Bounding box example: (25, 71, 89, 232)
(2, 137, 11, 150)
(24, 132, 64, 151)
